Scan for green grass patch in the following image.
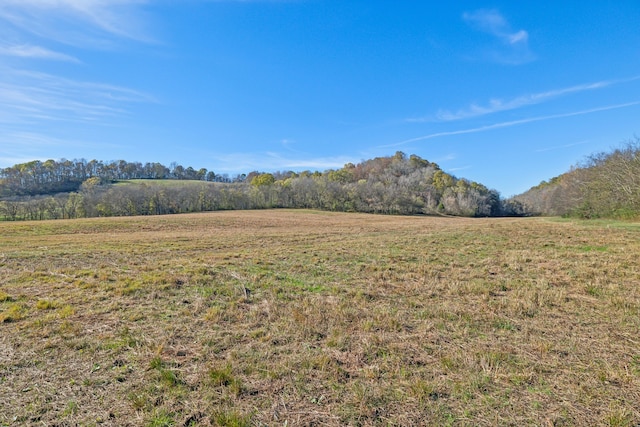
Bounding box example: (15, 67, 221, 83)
(0, 302, 27, 322)
(211, 412, 252, 427)
(114, 179, 215, 188)
(578, 245, 609, 252)
(35, 299, 59, 310)
(0, 290, 12, 302)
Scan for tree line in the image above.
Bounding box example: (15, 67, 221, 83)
(0, 152, 504, 220)
(510, 138, 640, 219)
(0, 158, 244, 198)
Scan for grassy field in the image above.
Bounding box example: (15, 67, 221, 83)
(1, 210, 639, 426)
(113, 179, 216, 188)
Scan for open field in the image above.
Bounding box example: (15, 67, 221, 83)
(1, 210, 639, 426)
(113, 179, 217, 188)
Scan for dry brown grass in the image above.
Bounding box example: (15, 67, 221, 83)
(1, 210, 639, 426)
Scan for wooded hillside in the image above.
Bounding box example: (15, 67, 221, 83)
(4, 139, 639, 221)
(0, 152, 501, 220)
(510, 138, 640, 219)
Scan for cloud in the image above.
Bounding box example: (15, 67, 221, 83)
(508, 30, 528, 44)
(271, 156, 353, 171)
(463, 9, 534, 64)
(463, 9, 527, 46)
(1, 131, 93, 149)
(447, 165, 471, 172)
(0, 44, 80, 62)
(280, 139, 298, 151)
(0, 1, 159, 124)
(0, 67, 156, 125)
(409, 80, 614, 123)
(0, 0, 153, 46)
(212, 152, 355, 173)
(0, 1, 159, 168)
(387, 101, 640, 148)
(0, 130, 123, 168)
(0, 1, 157, 168)
(535, 140, 590, 153)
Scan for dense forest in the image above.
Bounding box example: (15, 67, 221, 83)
(511, 138, 640, 219)
(0, 152, 503, 220)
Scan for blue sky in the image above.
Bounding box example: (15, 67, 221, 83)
(0, 1, 639, 196)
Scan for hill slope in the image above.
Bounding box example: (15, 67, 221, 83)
(510, 138, 640, 219)
(1, 152, 502, 219)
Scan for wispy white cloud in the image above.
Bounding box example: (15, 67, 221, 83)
(0, 0, 158, 167)
(0, 130, 122, 167)
(535, 140, 590, 153)
(447, 165, 471, 172)
(270, 155, 353, 171)
(0, 0, 153, 46)
(410, 80, 615, 123)
(437, 154, 457, 162)
(463, 9, 527, 45)
(1, 131, 98, 149)
(0, 44, 80, 62)
(508, 30, 528, 44)
(463, 9, 534, 65)
(0, 1, 157, 123)
(387, 101, 640, 148)
(280, 139, 300, 153)
(212, 152, 355, 173)
(0, 67, 156, 125)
